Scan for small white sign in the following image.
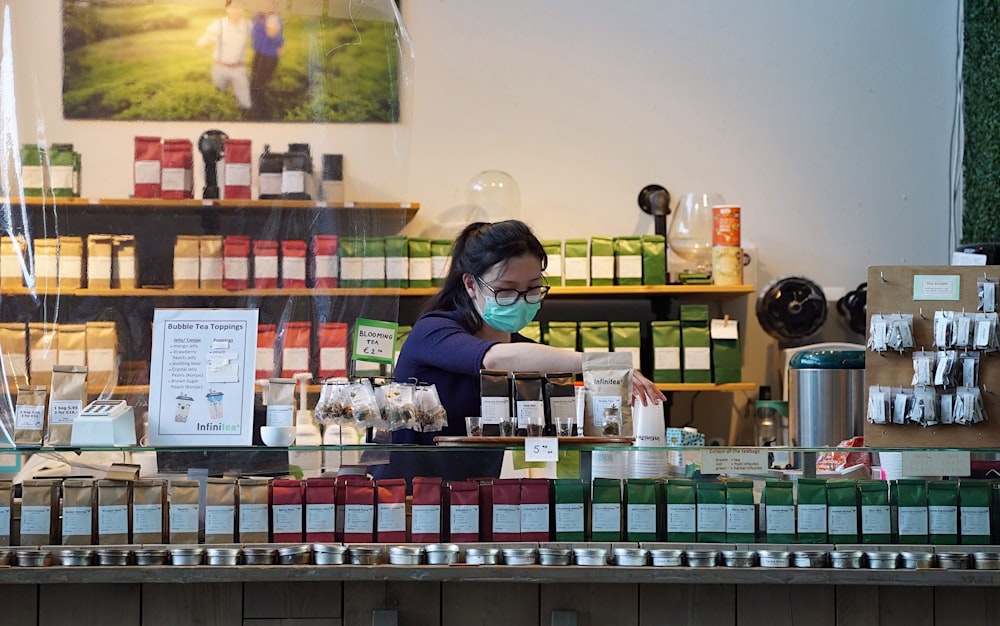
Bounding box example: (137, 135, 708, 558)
(701, 448, 769, 474)
(901, 450, 971, 477)
(525, 437, 559, 462)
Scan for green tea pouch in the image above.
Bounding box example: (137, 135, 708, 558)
(521, 321, 543, 343)
(339, 236, 363, 288)
(626, 478, 659, 541)
(407, 237, 432, 288)
(796, 478, 828, 544)
(20, 144, 45, 196)
(50, 144, 81, 197)
(710, 318, 741, 384)
(680, 304, 712, 383)
(614, 236, 643, 286)
(651, 321, 682, 383)
(859, 480, 891, 544)
(611, 321, 641, 370)
(826, 480, 859, 544)
(763, 480, 796, 543)
(725, 479, 755, 542)
(928, 480, 958, 545)
(665, 479, 697, 542)
(554, 479, 585, 541)
(579, 321, 610, 352)
(361, 237, 386, 288)
(546, 321, 578, 351)
(542, 240, 563, 286)
(430, 239, 453, 287)
(394, 325, 412, 365)
(591, 478, 622, 541)
(384, 235, 409, 288)
(894, 479, 928, 544)
(641, 234, 666, 285)
(696, 481, 727, 542)
(563, 238, 589, 286)
(960, 479, 992, 545)
(590, 236, 615, 286)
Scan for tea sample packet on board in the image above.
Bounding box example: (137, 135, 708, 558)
(582, 352, 633, 437)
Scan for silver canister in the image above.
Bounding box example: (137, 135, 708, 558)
(312, 544, 347, 565)
(349, 546, 386, 565)
(58, 548, 94, 567)
(757, 550, 790, 568)
(16, 550, 51, 567)
(205, 548, 241, 566)
(900, 551, 934, 570)
(170, 548, 205, 566)
(573, 548, 608, 566)
(0, 549, 10, 566)
(865, 551, 898, 569)
(242, 548, 277, 565)
(792, 550, 828, 569)
(721, 550, 756, 568)
(936, 552, 970, 569)
(685, 550, 719, 568)
(538, 548, 572, 566)
(465, 548, 500, 565)
(388, 546, 425, 565)
(278, 545, 312, 565)
(972, 552, 1000, 570)
(613, 548, 649, 567)
(649, 549, 684, 567)
(828, 550, 863, 569)
(133, 549, 169, 566)
(96, 548, 132, 566)
(424, 544, 460, 565)
(502, 547, 538, 566)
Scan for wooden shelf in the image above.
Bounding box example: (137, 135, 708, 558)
(656, 382, 757, 392)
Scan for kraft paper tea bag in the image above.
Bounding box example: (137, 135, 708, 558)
(62, 478, 96, 545)
(97, 479, 131, 545)
(168, 479, 201, 544)
(580, 321, 610, 352)
(726, 479, 756, 543)
(680, 304, 712, 383)
(204, 477, 236, 544)
(173, 235, 201, 289)
(266, 377, 296, 427)
(651, 321, 682, 383)
(614, 236, 643, 286)
(928, 480, 959, 545)
(796, 478, 829, 544)
(541, 240, 563, 286)
(546, 321, 578, 351)
(590, 478, 622, 541)
(826, 480, 859, 544)
(582, 351, 633, 437)
(28, 322, 58, 388)
(625, 478, 659, 542)
(611, 322, 641, 371)
(199, 235, 224, 289)
(696, 481, 727, 542)
(56, 323, 87, 367)
(0, 322, 28, 392)
(553, 479, 585, 541)
(34, 238, 58, 291)
(665, 479, 697, 542)
(20, 478, 60, 546)
(641, 234, 666, 285)
(858, 480, 891, 544)
(14, 385, 47, 446)
(46, 364, 87, 446)
(406, 237, 432, 288)
(86, 234, 113, 289)
(112, 235, 137, 289)
(589, 236, 615, 286)
(0, 481, 11, 546)
(763, 479, 796, 543)
(960, 479, 992, 545)
(563, 238, 589, 286)
(132, 479, 166, 544)
(85, 321, 118, 392)
(57, 236, 84, 289)
(272, 479, 304, 543)
(0, 235, 26, 288)
(238, 478, 272, 543)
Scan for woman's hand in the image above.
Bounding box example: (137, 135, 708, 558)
(632, 370, 667, 407)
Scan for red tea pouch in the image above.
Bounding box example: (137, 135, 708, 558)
(310, 235, 339, 288)
(134, 136, 161, 198)
(223, 235, 251, 290)
(317, 322, 348, 379)
(344, 478, 376, 543)
(411, 477, 442, 543)
(271, 479, 304, 543)
(447, 480, 480, 543)
(222, 138, 252, 200)
(256, 324, 278, 380)
(376, 478, 407, 543)
(160, 139, 193, 199)
(280, 321, 311, 378)
(253, 240, 279, 288)
(281, 240, 307, 288)
(520, 478, 551, 541)
(492, 478, 521, 542)
(304, 476, 336, 542)
(334, 474, 361, 541)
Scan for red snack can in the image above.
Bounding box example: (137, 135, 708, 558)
(712, 205, 741, 247)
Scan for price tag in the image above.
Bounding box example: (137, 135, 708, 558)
(700, 448, 769, 474)
(524, 437, 558, 462)
(352, 318, 398, 364)
(901, 450, 971, 477)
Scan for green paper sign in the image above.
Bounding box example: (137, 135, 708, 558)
(353, 318, 398, 364)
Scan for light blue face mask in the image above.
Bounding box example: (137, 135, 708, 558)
(477, 293, 541, 334)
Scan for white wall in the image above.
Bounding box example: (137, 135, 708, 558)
(2, 0, 961, 440)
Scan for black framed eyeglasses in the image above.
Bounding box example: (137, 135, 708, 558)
(474, 275, 550, 306)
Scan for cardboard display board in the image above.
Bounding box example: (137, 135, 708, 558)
(865, 265, 1000, 448)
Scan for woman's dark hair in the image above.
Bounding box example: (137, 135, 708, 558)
(423, 220, 547, 331)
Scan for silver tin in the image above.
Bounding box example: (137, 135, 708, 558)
(538, 548, 572, 566)
(573, 548, 608, 566)
(348, 546, 385, 565)
(649, 549, 684, 567)
(58, 548, 94, 567)
(170, 548, 204, 566)
(16, 550, 50, 567)
(465, 548, 501, 565)
(757, 550, 790, 568)
(828, 550, 863, 569)
(312, 544, 347, 565)
(96, 548, 131, 566)
(242, 548, 277, 565)
(613, 548, 649, 567)
(972, 552, 1000, 570)
(424, 544, 460, 565)
(277, 545, 312, 565)
(133, 549, 169, 566)
(865, 551, 898, 569)
(205, 548, 241, 566)
(0, 549, 10, 566)
(936, 551, 970, 569)
(685, 550, 719, 568)
(792, 550, 828, 569)
(389, 546, 425, 565)
(900, 551, 934, 569)
(502, 547, 538, 566)
(721, 550, 756, 568)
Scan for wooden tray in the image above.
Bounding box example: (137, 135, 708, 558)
(433, 436, 634, 447)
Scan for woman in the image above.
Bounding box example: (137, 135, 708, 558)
(370, 220, 665, 485)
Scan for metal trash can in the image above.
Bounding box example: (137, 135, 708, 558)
(788, 349, 866, 447)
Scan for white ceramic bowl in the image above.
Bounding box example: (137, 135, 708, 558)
(260, 426, 296, 447)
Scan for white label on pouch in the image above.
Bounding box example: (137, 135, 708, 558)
(62, 506, 93, 536)
(797, 504, 827, 533)
(684, 346, 711, 370)
(929, 505, 958, 535)
(0, 506, 10, 537)
(58, 349, 86, 367)
(521, 503, 549, 533)
(88, 348, 115, 373)
(828, 506, 858, 535)
(546, 254, 563, 279)
(256, 347, 275, 372)
(89, 256, 112, 279)
(667, 503, 696, 533)
(315, 254, 338, 279)
(591, 503, 621, 532)
(727, 504, 755, 534)
(550, 396, 575, 420)
(283, 257, 306, 281)
(99, 505, 129, 535)
(306, 503, 335, 534)
(697, 503, 726, 533)
(409, 257, 432, 281)
(133, 504, 163, 534)
(205, 505, 235, 536)
(201, 257, 223, 281)
(283, 347, 309, 371)
(344, 504, 374, 533)
(654, 346, 681, 369)
(516, 400, 544, 427)
(266, 405, 294, 427)
(481, 396, 510, 420)
(224, 258, 249, 281)
(161, 168, 187, 191)
(377, 502, 406, 532)
(861, 505, 891, 535)
(15, 404, 44, 430)
(492, 504, 520, 534)
(240, 503, 269, 533)
(340, 257, 363, 281)
(386, 257, 408, 280)
(411, 505, 441, 534)
(961, 506, 990, 536)
(766, 504, 795, 534)
(362, 257, 384, 280)
(564, 257, 588, 281)
(898, 506, 928, 536)
(320, 347, 347, 371)
(134, 160, 161, 184)
(627, 504, 656, 533)
(259, 172, 282, 195)
(591, 256, 614, 279)
(20, 506, 51, 535)
(273, 504, 304, 533)
(225, 163, 251, 186)
(617, 255, 643, 279)
(449, 505, 478, 535)
(255, 255, 278, 279)
(49, 399, 83, 425)
(555, 503, 584, 532)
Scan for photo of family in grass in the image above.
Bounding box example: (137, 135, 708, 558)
(62, 0, 402, 123)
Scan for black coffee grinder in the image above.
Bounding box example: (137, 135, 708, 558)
(198, 129, 229, 199)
